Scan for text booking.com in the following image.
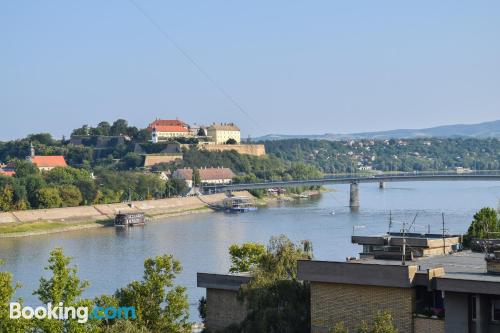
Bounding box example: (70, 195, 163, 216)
(10, 302, 136, 323)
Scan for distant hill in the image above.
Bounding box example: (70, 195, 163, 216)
(255, 120, 500, 141)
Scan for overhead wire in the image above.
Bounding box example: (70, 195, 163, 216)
(128, 0, 260, 128)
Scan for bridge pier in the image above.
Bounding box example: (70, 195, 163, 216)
(379, 181, 385, 189)
(349, 183, 360, 209)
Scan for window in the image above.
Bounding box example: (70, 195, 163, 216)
(492, 299, 500, 322)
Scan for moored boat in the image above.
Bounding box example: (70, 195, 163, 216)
(222, 196, 257, 213)
(114, 212, 146, 227)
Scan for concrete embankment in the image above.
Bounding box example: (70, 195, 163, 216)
(0, 191, 252, 238)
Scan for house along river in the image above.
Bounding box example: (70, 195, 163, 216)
(1, 181, 499, 320)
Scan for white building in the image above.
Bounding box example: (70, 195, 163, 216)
(148, 119, 191, 143)
(172, 167, 235, 188)
(207, 123, 241, 144)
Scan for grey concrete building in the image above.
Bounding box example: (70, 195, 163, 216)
(197, 233, 500, 333)
(298, 250, 500, 333)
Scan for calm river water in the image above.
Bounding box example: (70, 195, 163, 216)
(1, 181, 499, 320)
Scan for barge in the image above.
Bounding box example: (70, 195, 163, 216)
(114, 212, 146, 227)
(223, 197, 257, 213)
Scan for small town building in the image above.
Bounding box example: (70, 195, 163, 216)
(207, 123, 241, 144)
(0, 169, 15, 177)
(148, 119, 191, 143)
(27, 144, 68, 171)
(150, 125, 192, 143)
(171, 167, 235, 188)
(148, 119, 189, 130)
(30, 156, 68, 171)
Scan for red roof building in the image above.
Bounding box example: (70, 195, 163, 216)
(172, 167, 235, 187)
(0, 169, 15, 177)
(149, 119, 192, 143)
(31, 156, 68, 171)
(148, 119, 189, 130)
(152, 125, 190, 133)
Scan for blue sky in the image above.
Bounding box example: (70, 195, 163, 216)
(2, 1, 500, 140)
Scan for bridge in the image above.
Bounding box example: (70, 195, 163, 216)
(202, 171, 500, 209)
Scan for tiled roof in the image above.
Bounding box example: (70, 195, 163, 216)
(152, 125, 189, 133)
(148, 119, 188, 129)
(0, 169, 15, 177)
(208, 123, 240, 131)
(31, 156, 68, 168)
(173, 167, 235, 181)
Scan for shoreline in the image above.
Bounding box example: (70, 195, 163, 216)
(0, 192, 246, 239)
(0, 188, 328, 239)
(0, 207, 216, 239)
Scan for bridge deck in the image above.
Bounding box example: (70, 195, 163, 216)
(202, 172, 500, 192)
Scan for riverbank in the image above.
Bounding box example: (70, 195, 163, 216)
(0, 191, 252, 238)
(254, 187, 333, 204)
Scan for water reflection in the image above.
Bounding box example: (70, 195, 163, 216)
(0, 181, 499, 320)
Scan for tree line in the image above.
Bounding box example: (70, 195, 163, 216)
(1, 248, 191, 333)
(0, 160, 187, 211)
(263, 138, 500, 173)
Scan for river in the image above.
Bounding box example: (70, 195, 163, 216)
(1, 181, 499, 320)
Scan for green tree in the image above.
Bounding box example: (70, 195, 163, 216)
(76, 179, 98, 205)
(0, 184, 14, 211)
(72, 125, 90, 136)
(465, 207, 500, 245)
(22, 174, 46, 207)
(192, 168, 201, 187)
(372, 311, 398, 333)
(13, 159, 38, 178)
(33, 248, 96, 333)
(35, 187, 62, 208)
(110, 119, 129, 136)
(114, 255, 191, 333)
(46, 167, 75, 186)
(225, 138, 237, 144)
(121, 153, 144, 170)
(103, 320, 151, 333)
(357, 321, 370, 333)
(228, 242, 266, 273)
(197, 296, 207, 325)
(166, 179, 188, 197)
(233, 235, 313, 333)
(96, 121, 111, 136)
(331, 322, 348, 333)
(134, 129, 151, 143)
(59, 185, 83, 207)
(0, 260, 29, 332)
(28, 133, 55, 146)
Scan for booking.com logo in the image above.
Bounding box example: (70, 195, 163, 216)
(9, 302, 136, 324)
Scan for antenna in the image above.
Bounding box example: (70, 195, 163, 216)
(388, 211, 393, 234)
(408, 212, 419, 232)
(441, 213, 448, 255)
(402, 221, 407, 266)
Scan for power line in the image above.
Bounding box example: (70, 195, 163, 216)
(128, 0, 260, 127)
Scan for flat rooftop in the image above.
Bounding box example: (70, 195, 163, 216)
(356, 251, 500, 285)
(298, 251, 500, 294)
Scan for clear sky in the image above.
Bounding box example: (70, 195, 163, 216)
(2, 1, 500, 140)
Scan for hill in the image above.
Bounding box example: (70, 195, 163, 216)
(255, 120, 500, 141)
